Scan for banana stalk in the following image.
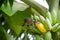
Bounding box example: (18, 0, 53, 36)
(47, 0, 59, 12)
(21, 0, 48, 17)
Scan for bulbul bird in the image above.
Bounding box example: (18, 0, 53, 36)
(22, 18, 34, 26)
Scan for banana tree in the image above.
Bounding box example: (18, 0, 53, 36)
(0, 0, 60, 40)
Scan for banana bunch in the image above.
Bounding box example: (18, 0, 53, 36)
(21, 0, 59, 40)
(32, 14, 52, 33)
(32, 9, 59, 33)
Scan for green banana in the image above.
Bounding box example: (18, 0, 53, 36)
(51, 23, 60, 32)
(34, 14, 39, 21)
(35, 35, 41, 40)
(44, 31, 52, 40)
(51, 9, 57, 25)
(28, 25, 41, 34)
(46, 11, 52, 24)
(45, 17, 52, 30)
(39, 15, 45, 22)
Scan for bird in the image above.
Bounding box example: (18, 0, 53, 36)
(22, 18, 34, 26)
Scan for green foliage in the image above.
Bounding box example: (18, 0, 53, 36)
(0, 0, 4, 7)
(0, 26, 7, 40)
(0, 26, 14, 40)
(3, 7, 33, 35)
(1, 1, 29, 16)
(9, 0, 14, 7)
(51, 32, 59, 40)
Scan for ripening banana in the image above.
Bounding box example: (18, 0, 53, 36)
(35, 22, 47, 33)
